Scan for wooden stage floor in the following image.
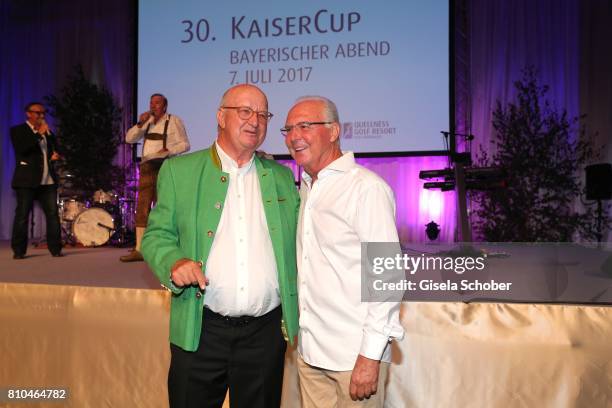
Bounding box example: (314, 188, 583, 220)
(0, 240, 161, 289)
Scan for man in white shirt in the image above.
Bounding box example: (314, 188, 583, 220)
(121, 93, 190, 262)
(283, 96, 404, 407)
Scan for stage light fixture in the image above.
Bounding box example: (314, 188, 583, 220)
(426, 221, 441, 241)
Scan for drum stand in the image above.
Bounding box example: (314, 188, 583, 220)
(61, 220, 78, 246)
(110, 141, 140, 247)
(111, 197, 135, 247)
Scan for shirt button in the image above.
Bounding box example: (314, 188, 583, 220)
(207, 230, 214, 237)
(240, 287, 244, 291)
(220, 176, 227, 182)
(214, 202, 221, 210)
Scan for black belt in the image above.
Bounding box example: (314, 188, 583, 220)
(203, 306, 280, 327)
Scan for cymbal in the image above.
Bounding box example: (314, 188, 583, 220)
(58, 190, 86, 198)
(59, 195, 87, 201)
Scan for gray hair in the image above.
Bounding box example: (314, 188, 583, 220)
(294, 95, 340, 124)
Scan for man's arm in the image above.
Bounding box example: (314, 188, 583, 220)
(47, 132, 57, 150)
(350, 181, 405, 400)
(355, 182, 405, 359)
(48, 133, 62, 161)
(10, 125, 40, 155)
(141, 160, 187, 294)
(125, 122, 147, 144)
(165, 116, 190, 156)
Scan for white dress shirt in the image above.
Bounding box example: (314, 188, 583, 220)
(125, 113, 190, 162)
(203, 142, 280, 317)
(26, 121, 53, 185)
(297, 151, 405, 371)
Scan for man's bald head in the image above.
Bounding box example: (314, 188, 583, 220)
(216, 84, 270, 165)
(219, 84, 268, 110)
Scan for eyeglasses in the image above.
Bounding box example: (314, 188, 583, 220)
(280, 121, 333, 136)
(28, 110, 46, 115)
(222, 106, 273, 122)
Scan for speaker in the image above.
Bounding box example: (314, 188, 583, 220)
(586, 163, 612, 200)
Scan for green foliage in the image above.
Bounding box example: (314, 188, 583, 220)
(473, 67, 606, 242)
(45, 65, 123, 196)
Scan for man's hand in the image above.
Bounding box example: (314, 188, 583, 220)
(170, 258, 209, 290)
(38, 121, 50, 135)
(50, 151, 61, 161)
(349, 354, 380, 401)
(137, 111, 151, 127)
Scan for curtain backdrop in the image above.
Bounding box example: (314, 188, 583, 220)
(1, 0, 610, 243)
(0, 0, 135, 241)
(468, 0, 612, 240)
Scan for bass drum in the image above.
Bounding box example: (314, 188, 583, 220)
(72, 207, 115, 247)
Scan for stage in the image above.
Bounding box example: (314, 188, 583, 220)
(0, 241, 159, 289)
(1, 241, 612, 407)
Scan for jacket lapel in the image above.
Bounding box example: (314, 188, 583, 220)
(194, 145, 228, 263)
(255, 156, 286, 279)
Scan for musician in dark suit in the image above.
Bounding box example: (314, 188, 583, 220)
(10, 102, 63, 259)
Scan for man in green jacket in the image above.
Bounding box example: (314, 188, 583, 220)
(142, 84, 299, 408)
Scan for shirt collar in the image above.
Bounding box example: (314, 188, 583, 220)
(150, 113, 169, 124)
(26, 121, 48, 137)
(215, 141, 254, 174)
(301, 151, 356, 187)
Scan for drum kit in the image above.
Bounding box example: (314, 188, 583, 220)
(57, 173, 137, 247)
(52, 141, 142, 248)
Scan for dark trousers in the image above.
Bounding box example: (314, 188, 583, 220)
(168, 306, 286, 408)
(135, 160, 163, 227)
(11, 185, 62, 256)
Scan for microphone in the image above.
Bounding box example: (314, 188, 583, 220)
(137, 111, 153, 127)
(39, 119, 50, 136)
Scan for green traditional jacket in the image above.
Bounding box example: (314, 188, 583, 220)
(142, 145, 299, 352)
